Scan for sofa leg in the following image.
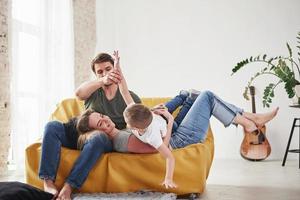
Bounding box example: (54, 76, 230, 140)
(189, 193, 199, 200)
(177, 193, 200, 199)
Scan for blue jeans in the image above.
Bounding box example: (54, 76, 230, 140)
(168, 90, 243, 149)
(38, 121, 112, 189)
(165, 92, 195, 132)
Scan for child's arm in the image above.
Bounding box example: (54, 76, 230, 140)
(113, 50, 135, 106)
(157, 143, 177, 189)
(163, 116, 173, 146)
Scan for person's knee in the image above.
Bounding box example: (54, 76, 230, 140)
(202, 90, 213, 96)
(201, 90, 214, 99)
(43, 121, 63, 138)
(86, 133, 112, 152)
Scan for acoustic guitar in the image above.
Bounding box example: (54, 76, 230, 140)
(240, 86, 271, 161)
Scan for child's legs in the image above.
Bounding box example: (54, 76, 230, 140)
(170, 90, 243, 148)
(165, 91, 189, 132)
(173, 96, 195, 127)
(165, 91, 189, 114)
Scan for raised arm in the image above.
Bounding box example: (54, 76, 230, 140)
(113, 50, 135, 106)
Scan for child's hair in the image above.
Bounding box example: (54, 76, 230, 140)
(76, 109, 95, 149)
(124, 103, 153, 129)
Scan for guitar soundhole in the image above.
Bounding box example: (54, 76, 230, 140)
(249, 132, 266, 145)
(258, 133, 265, 143)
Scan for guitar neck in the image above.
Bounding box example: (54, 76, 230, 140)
(251, 95, 256, 113)
(249, 86, 256, 114)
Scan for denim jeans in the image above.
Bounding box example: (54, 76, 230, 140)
(38, 121, 112, 189)
(169, 90, 243, 149)
(165, 92, 195, 132)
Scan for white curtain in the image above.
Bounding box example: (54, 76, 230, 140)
(11, 0, 74, 170)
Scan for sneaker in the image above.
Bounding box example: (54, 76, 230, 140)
(189, 89, 201, 101)
(179, 90, 189, 97)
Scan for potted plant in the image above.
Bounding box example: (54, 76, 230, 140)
(231, 32, 300, 107)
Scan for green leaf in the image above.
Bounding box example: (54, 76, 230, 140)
(263, 100, 267, 107)
(231, 57, 252, 75)
(243, 87, 249, 100)
(268, 58, 273, 63)
(263, 54, 267, 60)
(286, 43, 292, 57)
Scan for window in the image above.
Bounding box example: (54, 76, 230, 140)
(11, 0, 74, 169)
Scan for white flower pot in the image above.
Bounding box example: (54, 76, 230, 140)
(293, 85, 300, 105)
(295, 85, 300, 97)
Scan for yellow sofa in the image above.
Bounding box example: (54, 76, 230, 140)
(25, 98, 214, 195)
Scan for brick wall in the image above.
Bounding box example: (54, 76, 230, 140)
(0, 0, 10, 173)
(73, 0, 96, 88)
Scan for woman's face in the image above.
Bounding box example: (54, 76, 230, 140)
(88, 112, 115, 133)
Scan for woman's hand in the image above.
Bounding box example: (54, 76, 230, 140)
(100, 69, 122, 85)
(151, 103, 167, 111)
(153, 108, 174, 122)
(161, 178, 177, 189)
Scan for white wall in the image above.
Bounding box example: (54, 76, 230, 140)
(96, 0, 300, 160)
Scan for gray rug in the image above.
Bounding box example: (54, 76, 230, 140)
(72, 190, 177, 200)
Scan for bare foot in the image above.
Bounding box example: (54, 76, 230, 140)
(253, 107, 279, 127)
(57, 183, 72, 200)
(243, 119, 258, 133)
(44, 179, 58, 196)
(233, 113, 258, 133)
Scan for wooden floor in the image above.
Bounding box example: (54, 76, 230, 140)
(0, 159, 299, 200)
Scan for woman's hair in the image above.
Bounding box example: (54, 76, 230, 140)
(124, 104, 153, 129)
(91, 53, 114, 73)
(76, 109, 95, 149)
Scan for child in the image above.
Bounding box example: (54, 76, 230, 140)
(124, 103, 177, 189)
(114, 50, 279, 189)
(114, 51, 177, 189)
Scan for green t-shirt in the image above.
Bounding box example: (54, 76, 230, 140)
(84, 88, 141, 130)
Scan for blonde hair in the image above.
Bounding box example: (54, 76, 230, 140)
(124, 103, 153, 129)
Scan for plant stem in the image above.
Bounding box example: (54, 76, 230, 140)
(261, 72, 280, 78)
(272, 80, 283, 91)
